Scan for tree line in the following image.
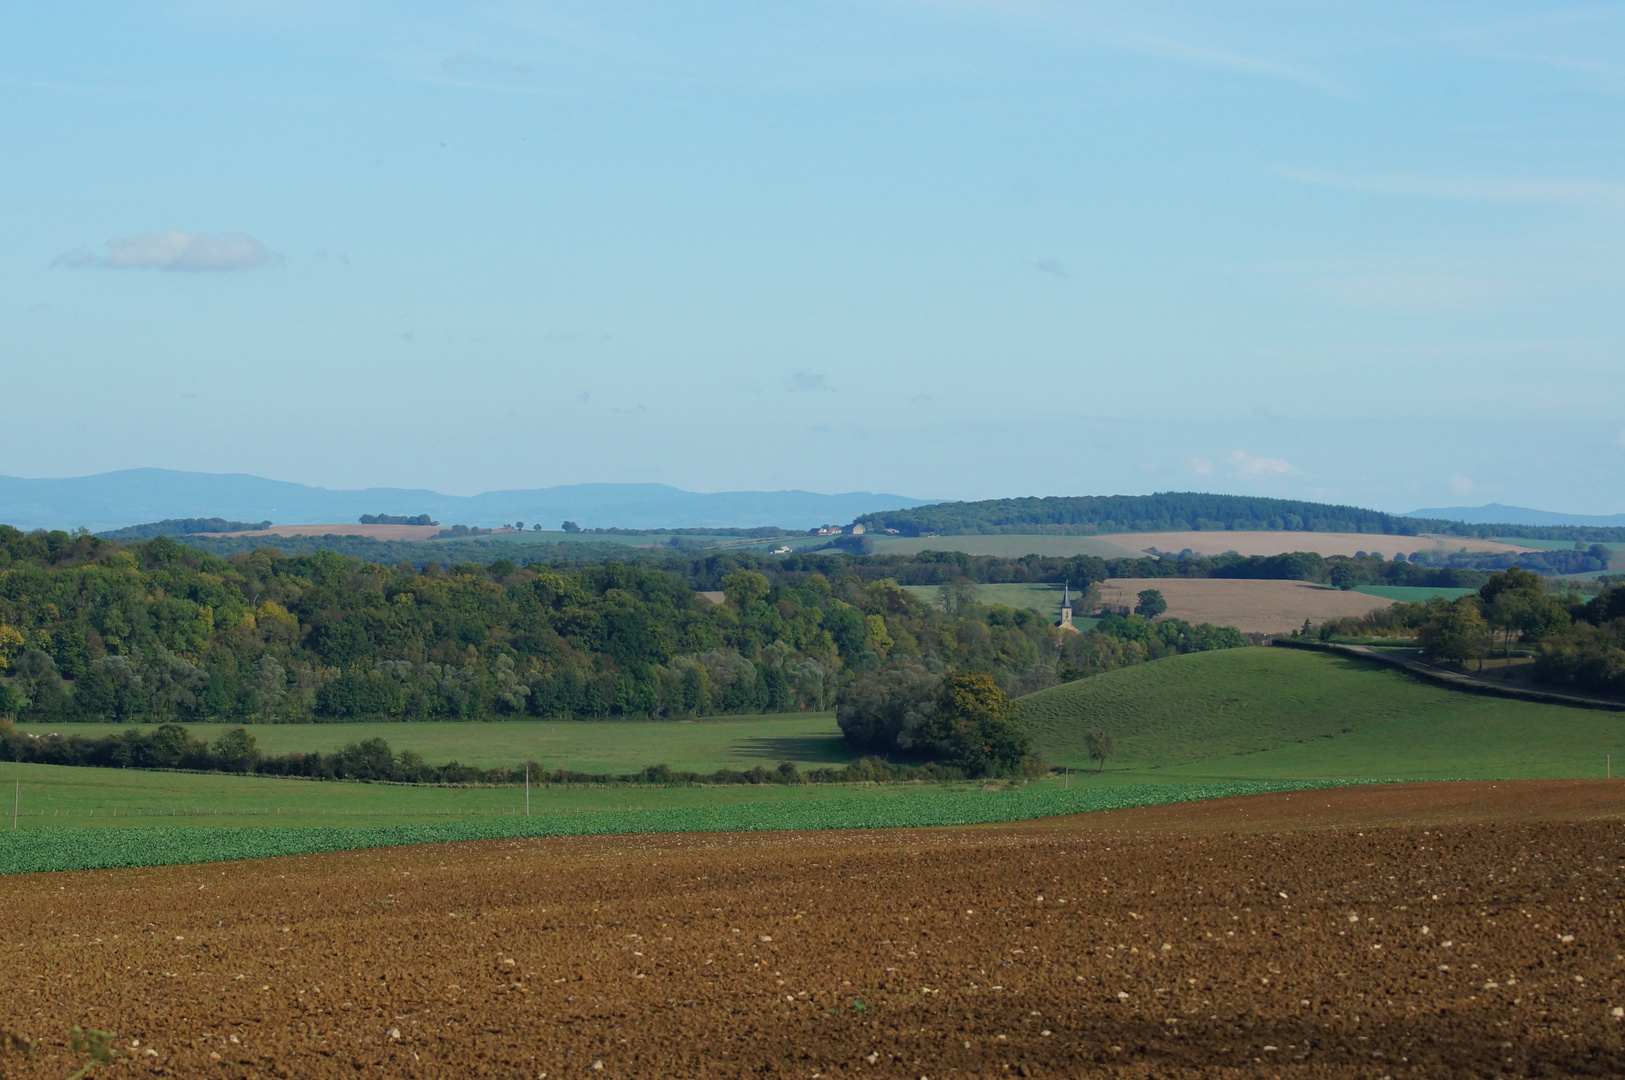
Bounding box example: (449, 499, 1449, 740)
(0, 720, 968, 786)
(0, 526, 1244, 732)
(853, 492, 1625, 543)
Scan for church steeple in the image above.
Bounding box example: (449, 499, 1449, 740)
(1058, 580, 1077, 632)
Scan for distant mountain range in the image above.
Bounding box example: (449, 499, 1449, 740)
(0, 470, 926, 532)
(1406, 503, 1625, 528)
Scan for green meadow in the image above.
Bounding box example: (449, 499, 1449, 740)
(1019, 646, 1625, 781)
(1352, 584, 1478, 602)
(0, 759, 940, 830)
(866, 535, 1148, 559)
(10, 644, 1625, 873)
(19, 712, 850, 773)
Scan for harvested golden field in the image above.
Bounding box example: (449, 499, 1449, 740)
(1100, 531, 1535, 559)
(4, 781, 1624, 1079)
(203, 524, 471, 541)
(1096, 577, 1393, 634)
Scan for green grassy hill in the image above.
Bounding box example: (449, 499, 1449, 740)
(1019, 646, 1625, 781)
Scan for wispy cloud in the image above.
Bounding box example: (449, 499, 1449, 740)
(788, 370, 834, 393)
(1097, 26, 1346, 94)
(1281, 168, 1625, 216)
(897, 1, 1347, 93)
(54, 230, 279, 272)
(1229, 449, 1299, 477)
(1031, 257, 1067, 277)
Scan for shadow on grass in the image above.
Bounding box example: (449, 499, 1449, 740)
(730, 734, 857, 765)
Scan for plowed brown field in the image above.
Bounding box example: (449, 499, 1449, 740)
(5, 781, 1625, 1079)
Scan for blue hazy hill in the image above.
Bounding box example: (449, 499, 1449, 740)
(1407, 502, 1625, 528)
(0, 470, 925, 533)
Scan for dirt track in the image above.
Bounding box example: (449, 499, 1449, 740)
(4, 781, 1625, 1078)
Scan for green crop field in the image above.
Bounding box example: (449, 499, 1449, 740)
(0, 758, 961, 830)
(20, 712, 852, 774)
(0, 777, 1344, 875)
(1352, 585, 1478, 602)
(14, 643, 1625, 875)
(866, 535, 1148, 559)
(1019, 646, 1625, 781)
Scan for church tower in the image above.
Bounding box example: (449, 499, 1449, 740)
(1058, 581, 1077, 632)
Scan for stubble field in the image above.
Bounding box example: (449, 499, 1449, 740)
(1096, 578, 1393, 634)
(4, 780, 1623, 1079)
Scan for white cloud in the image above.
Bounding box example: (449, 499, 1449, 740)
(1229, 449, 1299, 476)
(1184, 456, 1214, 476)
(1449, 473, 1474, 497)
(55, 230, 279, 272)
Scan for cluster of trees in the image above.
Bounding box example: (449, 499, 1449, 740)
(804, 549, 1489, 592)
(1403, 545, 1612, 576)
(1310, 568, 1625, 697)
(360, 514, 437, 526)
(0, 526, 1244, 735)
(836, 671, 1034, 778)
(854, 493, 1625, 543)
(836, 615, 1245, 774)
(0, 720, 971, 786)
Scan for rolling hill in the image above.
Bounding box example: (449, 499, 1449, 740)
(1018, 646, 1625, 781)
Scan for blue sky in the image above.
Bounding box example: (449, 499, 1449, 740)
(3, 2, 1623, 512)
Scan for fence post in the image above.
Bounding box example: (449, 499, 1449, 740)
(13, 780, 17, 829)
(526, 765, 530, 817)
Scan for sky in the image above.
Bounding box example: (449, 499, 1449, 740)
(2, 1, 1623, 513)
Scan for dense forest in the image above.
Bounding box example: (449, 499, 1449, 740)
(0, 526, 1244, 727)
(855, 493, 1625, 543)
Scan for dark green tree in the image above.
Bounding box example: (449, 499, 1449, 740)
(1134, 589, 1167, 619)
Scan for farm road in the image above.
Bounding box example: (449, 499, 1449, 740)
(3, 781, 1625, 1078)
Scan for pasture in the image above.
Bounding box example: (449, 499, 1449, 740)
(21, 712, 850, 774)
(0, 759, 963, 831)
(1353, 584, 1477, 602)
(864, 534, 1148, 559)
(1019, 645, 1625, 780)
(1121, 529, 1533, 559)
(1095, 576, 1391, 633)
